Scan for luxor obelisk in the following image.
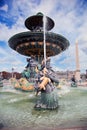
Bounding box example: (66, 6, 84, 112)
(75, 40, 80, 81)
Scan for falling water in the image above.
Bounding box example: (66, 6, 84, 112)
(43, 15, 47, 67)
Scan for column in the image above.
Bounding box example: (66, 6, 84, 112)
(75, 40, 80, 81)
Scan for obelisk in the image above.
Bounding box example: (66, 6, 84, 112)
(75, 40, 80, 81)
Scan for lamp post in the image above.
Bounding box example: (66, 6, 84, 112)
(67, 70, 69, 82)
(12, 68, 14, 78)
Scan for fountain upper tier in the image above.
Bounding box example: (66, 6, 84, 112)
(25, 12, 54, 31)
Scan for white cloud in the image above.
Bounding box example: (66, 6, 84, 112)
(0, 4, 8, 12)
(0, 17, 27, 42)
(0, 46, 8, 55)
(0, 46, 26, 72)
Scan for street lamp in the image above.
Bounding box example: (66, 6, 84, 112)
(12, 68, 14, 78)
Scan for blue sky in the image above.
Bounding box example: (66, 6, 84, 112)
(0, 0, 87, 73)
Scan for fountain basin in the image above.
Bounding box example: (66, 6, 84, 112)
(0, 87, 87, 130)
(8, 31, 69, 61)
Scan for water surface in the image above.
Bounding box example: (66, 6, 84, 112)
(0, 87, 87, 129)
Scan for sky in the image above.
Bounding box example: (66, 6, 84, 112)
(0, 0, 87, 73)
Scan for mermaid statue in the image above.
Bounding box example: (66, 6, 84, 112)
(22, 56, 38, 81)
(34, 58, 59, 110)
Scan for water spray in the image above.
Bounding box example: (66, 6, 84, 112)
(43, 15, 46, 68)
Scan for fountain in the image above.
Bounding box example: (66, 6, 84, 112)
(0, 12, 87, 129)
(8, 12, 70, 109)
(8, 12, 70, 89)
